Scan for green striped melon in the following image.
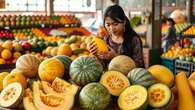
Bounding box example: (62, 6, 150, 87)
(127, 68, 156, 88)
(69, 56, 103, 86)
(54, 55, 72, 71)
(79, 82, 111, 110)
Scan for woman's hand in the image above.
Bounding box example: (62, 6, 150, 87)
(86, 41, 98, 54)
(97, 46, 117, 60)
(87, 41, 117, 60)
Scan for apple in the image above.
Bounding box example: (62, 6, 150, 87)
(21, 41, 31, 50)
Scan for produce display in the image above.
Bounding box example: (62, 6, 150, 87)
(183, 25, 195, 36)
(0, 14, 91, 67)
(0, 15, 81, 28)
(161, 38, 195, 61)
(0, 53, 194, 110)
(0, 10, 195, 110)
(161, 22, 191, 35)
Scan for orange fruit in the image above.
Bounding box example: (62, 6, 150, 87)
(13, 52, 21, 59)
(57, 44, 72, 56)
(2, 40, 13, 50)
(0, 58, 5, 64)
(1, 49, 12, 60)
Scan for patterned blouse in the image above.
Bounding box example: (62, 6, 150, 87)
(104, 36, 145, 68)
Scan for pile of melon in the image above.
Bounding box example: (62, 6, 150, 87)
(42, 35, 109, 61)
(0, 53, 195, 110)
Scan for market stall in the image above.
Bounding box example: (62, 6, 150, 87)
(0, 0, 195, 110)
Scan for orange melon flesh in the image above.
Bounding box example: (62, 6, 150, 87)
(33, 81, 76, 110)
(118, 85, 148, 110)
(148, 83, 172, 108)
(23, 88, 36, 110)
(100, 71, 130, 96)
(176, 71, 195, 110)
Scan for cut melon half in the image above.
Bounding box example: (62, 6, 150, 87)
(0, 82, 24, 108)
(100, 71, 130, 96)
(118, 85, 148, 110)
(148, 83, 172, 108)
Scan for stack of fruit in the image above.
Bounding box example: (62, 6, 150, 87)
(161, 22, 191, 35)
(13, 29, 34, 40)
(0, 15, 81, 28)
(183, 25, 195, 36)
(42, 35, 111, 61)
(161, 38, 195, 62)
(0, 30, 14, 40)
(0, 40, 23, 64)
(0, 53, 181, 110)
(0, 40, 51, 65)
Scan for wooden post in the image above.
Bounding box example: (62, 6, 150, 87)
(186, 0, 193, 23)
(46, 0, 54, 16)
(149, 0, 162, 49)
(144, 0, 162, 67)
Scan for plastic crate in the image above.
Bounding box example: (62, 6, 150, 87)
(191, 62, 195, 73)
(175, 59, 191, 69)
(175, 59, 191, 76)
(161, 57, 175, 74)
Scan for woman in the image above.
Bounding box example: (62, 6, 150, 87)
(88, 5, 144, 68)
(162, 18, 177, 52)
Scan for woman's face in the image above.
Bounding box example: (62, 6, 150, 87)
(104, 17, 125, 36)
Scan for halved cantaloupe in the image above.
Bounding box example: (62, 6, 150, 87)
(118, 85, 148, 110)
(100, 71, 130, 96)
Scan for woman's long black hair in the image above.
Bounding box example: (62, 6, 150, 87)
(103, 5, 139, 56)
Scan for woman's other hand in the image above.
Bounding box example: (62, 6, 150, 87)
(86, 41, 98, 54)
(97, 47, 117, 60)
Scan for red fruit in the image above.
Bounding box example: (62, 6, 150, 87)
(22, 42, 31, 50)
